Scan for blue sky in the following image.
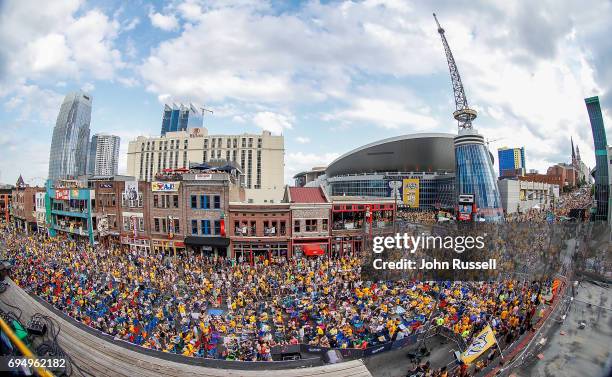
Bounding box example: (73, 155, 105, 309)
(0, 0, 611, 186)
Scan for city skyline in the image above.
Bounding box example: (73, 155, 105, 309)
(1, 0, 611, 186)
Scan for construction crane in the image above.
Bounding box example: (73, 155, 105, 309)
(433, 13, 477, 131)
(200, 107, 213, 117)
(485, 137, 505, 148)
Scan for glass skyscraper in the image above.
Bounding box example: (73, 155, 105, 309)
(455, 129, 504, 220)
(497, 146, 526, 177)
(585, 96, 609, 221)
(48, 92, 92, 181)
(161, 103, 203, 135)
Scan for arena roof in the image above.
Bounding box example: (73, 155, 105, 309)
(326, 133, 456, 177)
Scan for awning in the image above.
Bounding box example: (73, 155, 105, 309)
(184, 236, 230, 247)
(302, 244, 325, 256)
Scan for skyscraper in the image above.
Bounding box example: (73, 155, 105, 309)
(160, 103, 203, 136)
(585, 96, 609, 221)
(90, 133, 121, 176)
(498, 147, 526, 177)
(48, 92, 92, 181)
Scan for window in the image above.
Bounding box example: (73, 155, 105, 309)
(173, 195, 179, 208)
(123, 217, 129, 231)
(201, 220, 210, 235)
(322, 219, 328, 231)
(174, 219, 180, 233)
(191, 195, 197, 209)
(214, 220, 221, 235)
(192, 220, 198, 235)
(153, 195, 159, 208)
(213, 195, 221, 209)
(305, 219, 317, 232)
(154, 218, 160, 232)
(294, 220, 300, 233)
(200, 195, 209, 209)
(138, 218, 144, 231)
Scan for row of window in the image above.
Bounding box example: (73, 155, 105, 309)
(153, 217, 180, 233)
(153, 194, 180, 208)
(191, 219, 222, 235)
(190, 195, 222, 209)
(294, 218, 328, 233)
(142, 137, 263, 152)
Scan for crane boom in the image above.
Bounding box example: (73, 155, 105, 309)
(433, 13, 476, 130)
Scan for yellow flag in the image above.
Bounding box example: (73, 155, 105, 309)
(460, 325, 496, 364)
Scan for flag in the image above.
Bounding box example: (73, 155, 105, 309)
(460, 325, 496, 364)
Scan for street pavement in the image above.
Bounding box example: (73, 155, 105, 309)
(364, 336, 456, 377)
(512, 281, 611, 377)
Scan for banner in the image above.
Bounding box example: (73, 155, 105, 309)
(151, 181, 179, 192)
(55, 189, 69, 200)
(124, 181, 139, 200)
(460, 325, 496, 364)
(402, 178, 419, 208)
(70, 189, 79, 199)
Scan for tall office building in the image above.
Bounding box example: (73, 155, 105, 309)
(48, 92, 92, 181)
(498, 147, 526, 177)
(585, 96, 609, 221)
(90, 133, 121, 176)
(161, 104, 203, 136)
(127, 128, 285, 203)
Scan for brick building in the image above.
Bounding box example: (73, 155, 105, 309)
(0, 185, 13, 223)
(11, 176, 44, 233)
(149, 167, 243, 255)
(119, 181, 150, 253)
(229, 203, 291, 263)
(285, 186, 331, 258)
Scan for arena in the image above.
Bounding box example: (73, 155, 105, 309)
(302, 133, 458, 211)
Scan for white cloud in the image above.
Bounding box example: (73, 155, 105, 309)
(295, 136, 310, 144)
(149, 12, 179, 31)
(325, 98, 438, 130)
(252, 111, 293, 134)
(81, 82, 95, 92)
(285, 151, 339, 184)
(123, 17, 140, 31)
(0, 1, 124, 93)
(3, 85, 63, 123)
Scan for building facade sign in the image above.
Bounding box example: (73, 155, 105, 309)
(55, 189, 69, 200)
(151, 181, 180, 192)
(194, 174, 212, 180)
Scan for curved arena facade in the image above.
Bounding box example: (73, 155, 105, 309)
(319, 133, 458, 210)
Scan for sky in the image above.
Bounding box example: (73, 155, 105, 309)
(0, 0, 611, 186)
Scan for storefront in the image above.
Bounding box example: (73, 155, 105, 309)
(292, 239, 330, 258)
(184, 236, 230, 258)
(151, 238, 185, 254)
(232, 241, 289, 264)
(120, 234, 151, 253)
(330, 235, 363, 258)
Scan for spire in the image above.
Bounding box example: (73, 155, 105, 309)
(16, 174, 25, 188)
(571, 137, 575, 160)
(576, 145, 581, 161)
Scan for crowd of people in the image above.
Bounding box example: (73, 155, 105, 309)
(0, 218, 552, 368)
(0, 188, 587, 372)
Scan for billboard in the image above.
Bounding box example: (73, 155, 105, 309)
(151, 181, 180, 192)
(124, 181, 139, 200)
(402, 178, 419, 208)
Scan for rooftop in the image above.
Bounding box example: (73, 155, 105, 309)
(288, 187, 328, 203)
